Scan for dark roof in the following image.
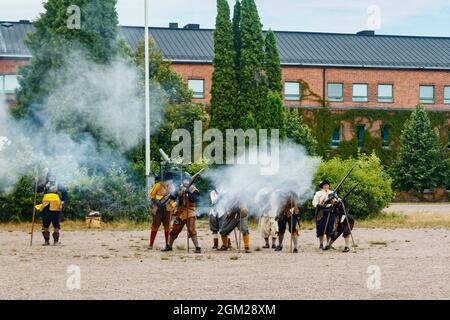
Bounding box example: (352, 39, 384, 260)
(1, 20, 450, 70)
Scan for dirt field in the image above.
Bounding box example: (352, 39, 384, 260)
(0, 225, 449, 300)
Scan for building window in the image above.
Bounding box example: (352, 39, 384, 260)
(378, 84, 393, 103)
(188, 79, 205, 99)
(352, 84, 368, 102)
(444, 86, 450, 104)
(327, 83, 343, 102)
(382, 125, 390, 148)
(357, 124, 365, 148)
(0, 74, 19, 94)
(331, 127, 340, 148)
(284, 81, 301, 101)
(419, 85, 434, 104)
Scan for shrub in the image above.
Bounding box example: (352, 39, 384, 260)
(301, 152, 393, 219)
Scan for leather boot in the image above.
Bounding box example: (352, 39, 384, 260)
(243, 234, 251, 253)
(52, 230, 60, 245)
(212, 238, 219, 249)
(42, 230, 50, 246)
(219, 235, 229, 251)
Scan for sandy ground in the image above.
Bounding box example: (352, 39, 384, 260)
(384, 203, 450, 215)
(0, 226, 449, 300)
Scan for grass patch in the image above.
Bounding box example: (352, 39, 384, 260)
(1, 210, 449, 233)
(229, 255, 240, 260)
(358, 212, 450, 229)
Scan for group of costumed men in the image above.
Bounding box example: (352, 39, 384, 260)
(32, 167, 354, 253)
(148, 169, 355, 254)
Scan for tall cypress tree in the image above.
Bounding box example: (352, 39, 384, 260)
(210, 0, 239, 131)
(14, 0, 122, 118)
(264, 29, 282, 95)
(232, 0, 241, 83)
(239, 0, 269, 130)
(391, 105, 449, 194)
(264, 29, 285, 133)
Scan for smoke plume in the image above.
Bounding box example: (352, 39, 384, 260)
(0, 51, 165, 193)
(205, 143, 320, 217)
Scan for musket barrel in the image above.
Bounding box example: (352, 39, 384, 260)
(159, 148, 171, 162)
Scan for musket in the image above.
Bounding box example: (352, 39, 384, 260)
(159, 148, 171, 162)
(187, 168, 205, 189)
(184, 167, 205, 253)
(342, 183, 359, 202)
(325, 163, 358, 204)
(337, 200, 357, 252)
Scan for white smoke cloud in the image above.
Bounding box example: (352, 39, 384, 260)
(205, 143, 321, 217)
(0, 51, 165, 192)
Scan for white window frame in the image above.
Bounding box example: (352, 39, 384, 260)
(188, 79, 205, 99)
(284, 81, 301, 101)
(327, 83, 344, 102)
(0, 74, 19, 94)
(444, 86, 450, 104)
(352, 84, 368, 102)
(378, 84, 393, 103)
(419, 85, 435, 104)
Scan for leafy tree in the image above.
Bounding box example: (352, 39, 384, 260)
(285, 108, 317, 155)
(232, 0, 241, 83)
(131, 39, 208, 181)
(14, 0, 124, 118)
(239, 0, 269, 130)
(264, 29, 282, 94)
(391, 105, 449, 193)
(266, 91, 286, 139)
(210, 0, 239, 132)
(264, 29, 285, 135)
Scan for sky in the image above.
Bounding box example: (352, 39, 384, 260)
(0, 0, 449, 37)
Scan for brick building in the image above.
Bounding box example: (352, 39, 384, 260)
(1, 20, 449, 149)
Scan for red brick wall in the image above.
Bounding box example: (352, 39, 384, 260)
(170, 63, 450, 111)
(0, 58, 28, 74)
(2, 59, 450, 111)
(171, 63, 214, 104)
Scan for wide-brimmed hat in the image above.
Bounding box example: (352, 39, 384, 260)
(319, 179, 330, 188)
(182, 172, 192, 181)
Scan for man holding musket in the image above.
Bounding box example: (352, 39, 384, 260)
(162, 172, 202, 253)
(312, 179, 336, 250)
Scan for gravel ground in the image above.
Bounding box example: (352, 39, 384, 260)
(0, 227, 449, 300)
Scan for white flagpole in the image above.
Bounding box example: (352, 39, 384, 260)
(144, 0, 152, 193)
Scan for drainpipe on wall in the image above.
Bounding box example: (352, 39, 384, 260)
(322, 67, 326, 107)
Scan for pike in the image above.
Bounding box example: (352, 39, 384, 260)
(30, 176, 39, 246)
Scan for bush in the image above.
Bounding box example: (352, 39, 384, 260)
(0, 176, 35, 222)
(66, 166, 149, 222)
(301, 152, 393, 219)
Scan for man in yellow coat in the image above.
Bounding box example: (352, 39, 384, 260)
(148, 172, 176, 249)
(35, 170, 68, 246)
